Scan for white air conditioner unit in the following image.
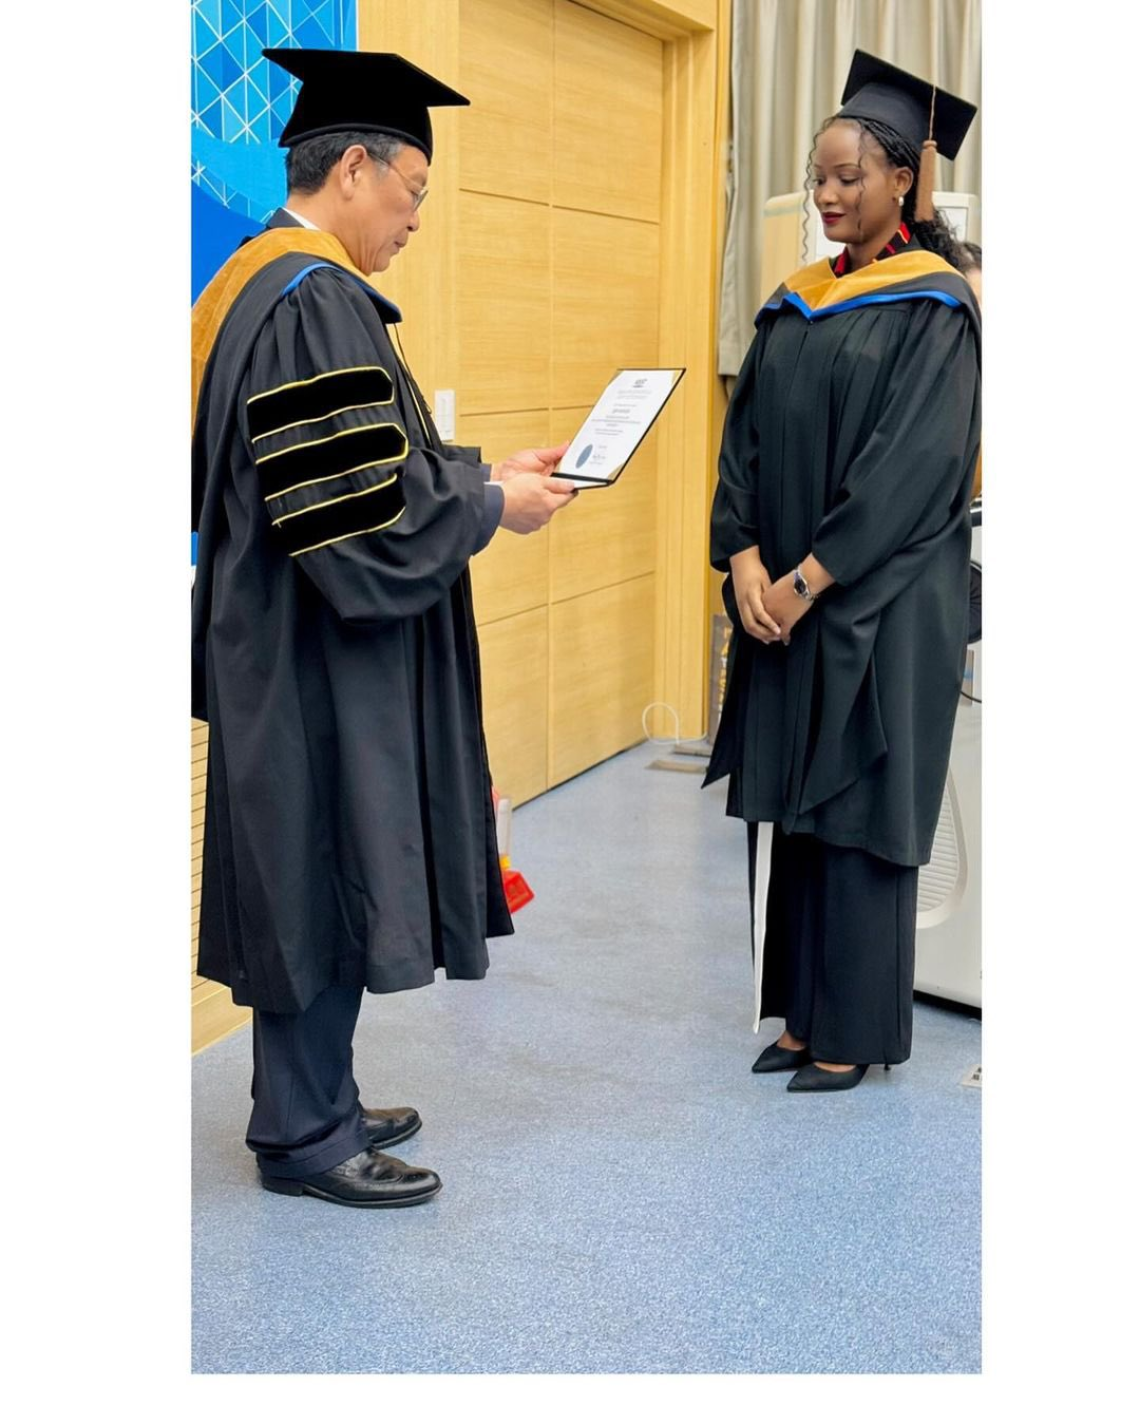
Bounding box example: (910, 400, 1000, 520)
(914, 510, 981, 1008)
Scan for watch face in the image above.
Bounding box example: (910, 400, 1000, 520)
(793, 571, 811, 599)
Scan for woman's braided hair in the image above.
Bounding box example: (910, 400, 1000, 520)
(803, 114, 969, 270)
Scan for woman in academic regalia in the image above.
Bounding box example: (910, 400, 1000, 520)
(705, 52, 981, 1092)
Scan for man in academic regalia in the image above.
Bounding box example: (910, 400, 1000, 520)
(192, 48, 577, 1207)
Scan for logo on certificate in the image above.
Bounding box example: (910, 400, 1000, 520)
(575, 444, 594, 469)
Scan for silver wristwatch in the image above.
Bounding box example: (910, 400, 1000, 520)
(792, 565, 816, 602)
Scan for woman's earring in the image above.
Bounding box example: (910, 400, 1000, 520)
(898, 195, 904, 206)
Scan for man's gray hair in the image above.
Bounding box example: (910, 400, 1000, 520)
(285, 131, 405, 195)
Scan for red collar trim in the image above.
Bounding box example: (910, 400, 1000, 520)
(833, 224, 915, 276)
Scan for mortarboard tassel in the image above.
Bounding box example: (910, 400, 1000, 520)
(915, 84, 938, 223)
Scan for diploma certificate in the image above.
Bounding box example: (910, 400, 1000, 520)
(555, 368, 685, 489)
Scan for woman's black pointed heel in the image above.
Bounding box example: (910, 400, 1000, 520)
(751, 1040, 813, 1073)
(787, 1062, 869, 1092)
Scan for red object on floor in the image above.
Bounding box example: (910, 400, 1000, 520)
(502, 863, 535, 913)
(493, 787, 532, 911)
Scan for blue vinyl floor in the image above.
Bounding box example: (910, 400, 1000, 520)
(192, 744, 981, 1374)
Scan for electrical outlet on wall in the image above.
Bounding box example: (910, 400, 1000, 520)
(434, 389, 456, 441)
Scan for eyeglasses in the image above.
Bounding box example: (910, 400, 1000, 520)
(384, 159, 428, 210)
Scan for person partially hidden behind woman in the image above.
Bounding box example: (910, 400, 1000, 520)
(705, 52, 981, 1092)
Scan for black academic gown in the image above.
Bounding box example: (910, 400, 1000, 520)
(705, 240, 981, 867)
(192, 213, 512, 1014)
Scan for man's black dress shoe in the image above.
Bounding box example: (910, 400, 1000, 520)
(752, 1041, 813, 1073)
(362, 1106, 422, 1148)
(261, 1148, 442, 1207)
(787, 1062, 870, 1092)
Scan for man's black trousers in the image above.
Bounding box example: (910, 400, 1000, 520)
(246, 983, 369, 1177)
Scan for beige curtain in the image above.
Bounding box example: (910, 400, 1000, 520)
(718, 0, 981, 375)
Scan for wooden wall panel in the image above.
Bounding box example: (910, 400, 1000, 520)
(550, 407, 658, 603)
(554, 1, 663, 222)
(458, 193, 552, 414)
(463, 410, 553, 626)
(652, 21, 723, 740)
(357, 0, 462, 400)
(551, 211, 660, 409)
(192, 980, 252, 1056)
(191, 719, 208, 983)
(472, 519, 550, 630)
(460, 0, 554, 204)
(478, 607, 550, 806)
(572, 0, 715, 36)
(549, 573, 656, 785)
(190, 718, 251, 1051)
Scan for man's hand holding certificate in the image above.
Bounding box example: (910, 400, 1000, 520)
(556, 369, 685, 489)
(490, 441, 579, 534)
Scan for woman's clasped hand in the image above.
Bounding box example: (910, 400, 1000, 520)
(729, 548, 814, 646)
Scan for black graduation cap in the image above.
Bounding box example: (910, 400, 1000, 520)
(264, 48, 469, 161)
(838, 50, 976, 161)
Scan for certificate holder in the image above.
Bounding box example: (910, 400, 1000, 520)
(555, 368, 686, 489)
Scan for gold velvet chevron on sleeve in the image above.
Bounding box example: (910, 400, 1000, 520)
(251, 394, 410, 557)
(246, 365, 396, 443)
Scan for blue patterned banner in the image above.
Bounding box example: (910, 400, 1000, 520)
(191, 1, 357, 300)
